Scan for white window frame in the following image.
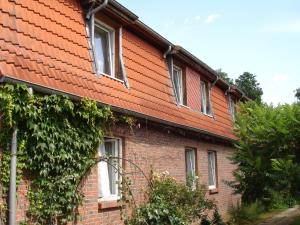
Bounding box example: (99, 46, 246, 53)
(228, 95, 235, 120)
(173, 65, 183, 105)
(94, 20, 115, 77)
(200, 80, 212, 116)
(98, 137, 122, 202)
(208, 151, 217, 190)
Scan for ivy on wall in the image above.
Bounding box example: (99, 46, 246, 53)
(0, 84, 119, 224)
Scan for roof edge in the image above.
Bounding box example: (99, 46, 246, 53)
(104, 0, 247, 100)
(1, 75, 237, 143)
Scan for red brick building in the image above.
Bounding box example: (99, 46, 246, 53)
(0, 0, 245, 224)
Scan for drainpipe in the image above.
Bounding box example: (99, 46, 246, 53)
(86, 0, 108, 20)
(163, 45, 172, 58)
(8, 87, 32, 225)
(211, 75, 219, 89)
(8, 127, 17, 225)
(225, 85, 231, 96)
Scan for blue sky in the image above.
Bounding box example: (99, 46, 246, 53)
(118, 0, 300, 104)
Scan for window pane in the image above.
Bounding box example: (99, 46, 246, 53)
(208, 152, 216, 187)
(185, 149, 195, 176)
(105, 142, 117, 195)
(201, 81, 207, 113)
(229, 96, 235, 119)
(98, 138, 121, 199)
(173, 68, 183, 104)
(186, 149, 196, 189)
(201, 81, 211, 115)
(94, 27, 110, 74)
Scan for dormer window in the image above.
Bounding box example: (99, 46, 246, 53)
(94, 22, 115, 76)
(172, 65, 187, 106)
(228, 95, 236, 120)
(173, 66, 183, 105)
(200, 80, 212, 115)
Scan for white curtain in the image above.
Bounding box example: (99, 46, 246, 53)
(201, 82, 207, 114)
(186, 150, 195, 176)
(208, 152, 216, 187)
(173, 68, 183, 104)
(98, 144, 111, 198)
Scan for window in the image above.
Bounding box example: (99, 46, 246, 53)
(228, 95, 236, 120)
(94, 23, 114, 76)
(200, 81, 212, 115)
(173, 66, 183, 105)
(208, 151, 217, 189)
(185, 148, 196, 189)
(98, 137, 121, 201)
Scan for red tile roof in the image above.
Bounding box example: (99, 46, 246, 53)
(0, 0, 237, 141)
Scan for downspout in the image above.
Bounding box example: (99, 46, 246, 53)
(86, 0, 108, 20)
(7, 87, 32, 225)
(211, 75, 219, 88)
(225, 85, 231, 96)
(163, 45, 172, 59)
(8, 127, 17, 225)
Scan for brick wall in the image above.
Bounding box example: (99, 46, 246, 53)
(8, 122, 240, 224)
(75, 122, 240, 224)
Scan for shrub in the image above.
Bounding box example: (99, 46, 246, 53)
(229, 101, 300, 208)
(124, 171, 224, 225)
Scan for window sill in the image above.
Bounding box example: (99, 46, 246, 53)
(179, 104, 190, 109)
(98, 199, 122, 210)
(100, 73, 125, 84)
(201, 112, 213, 118)
(209, 188, 218, 195)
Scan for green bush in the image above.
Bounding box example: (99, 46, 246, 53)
(125, 171, 225, 225)
(228, 201, 263, 225)
(229, 101, 300, 208)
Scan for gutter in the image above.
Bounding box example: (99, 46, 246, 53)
(0, 76, 236, 143)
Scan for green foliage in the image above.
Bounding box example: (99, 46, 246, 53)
(227, 201, 263, 225)
(125, 171, 223, 225)
(295, 88, 300, 101)
(229, 101, 300, 208)
(216, 69, 234, 85)
(0, 83, 114, 224)
(235, 72, 263, 103)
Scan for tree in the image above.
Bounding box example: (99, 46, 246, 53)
(295, 88, 300, 101)
(235, 72, 263, 103)
(229, 101, 300, 207)
(215, 69, 234, 85)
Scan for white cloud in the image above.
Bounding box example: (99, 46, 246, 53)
(270, 20, 300, 32)
(204, 14, 220, 24)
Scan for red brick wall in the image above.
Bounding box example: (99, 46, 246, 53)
(6, 123, 239, 224)
(0, 117, 239, 224)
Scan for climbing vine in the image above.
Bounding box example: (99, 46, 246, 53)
(0, 83, 130, 224)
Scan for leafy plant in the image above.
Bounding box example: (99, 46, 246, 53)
(229, 101, 300, 209)
(124, 171, 224, 225)
(0, 84, 115, 223)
